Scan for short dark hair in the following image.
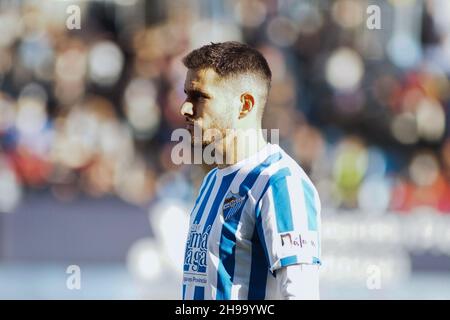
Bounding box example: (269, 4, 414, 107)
(182, 41, 272, 87)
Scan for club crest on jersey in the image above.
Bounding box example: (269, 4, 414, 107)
(222, 191, 246, 221)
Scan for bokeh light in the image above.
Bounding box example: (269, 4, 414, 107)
(127, 238, 163, 282)
(88, 41, 124, 86)
(325, 47, 364, 92)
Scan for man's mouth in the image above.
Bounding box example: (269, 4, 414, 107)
(185, 118, 195, 130)
(186, 122, 194, 130)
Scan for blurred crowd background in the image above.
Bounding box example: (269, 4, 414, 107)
(1, 0, 450, 299)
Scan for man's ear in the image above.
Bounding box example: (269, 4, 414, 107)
(239, 93, 255, 119)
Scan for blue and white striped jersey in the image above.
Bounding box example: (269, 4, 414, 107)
(182, 143, 321, 300)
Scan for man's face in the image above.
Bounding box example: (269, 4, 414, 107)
(180, 68, 238, 146)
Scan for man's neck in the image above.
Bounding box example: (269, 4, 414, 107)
(215, 128, 268, 169)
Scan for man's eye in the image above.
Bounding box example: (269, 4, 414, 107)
(185, 91, 207, 101)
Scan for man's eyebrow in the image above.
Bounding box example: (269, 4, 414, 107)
(183, 88, 212, 98)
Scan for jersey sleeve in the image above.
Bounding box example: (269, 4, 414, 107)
(276, 264, 320, 299)
(255, 170, 321, 273)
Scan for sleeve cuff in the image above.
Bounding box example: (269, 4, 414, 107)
(269, 255, 321, 273)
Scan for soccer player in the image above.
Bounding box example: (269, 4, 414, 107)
(180, 42, 321, 300)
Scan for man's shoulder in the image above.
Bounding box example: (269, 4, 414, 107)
(260, 145, 309, 181)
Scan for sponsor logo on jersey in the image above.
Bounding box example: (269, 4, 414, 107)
(184, 224, 211, 273)
(280, 232, 316, 248)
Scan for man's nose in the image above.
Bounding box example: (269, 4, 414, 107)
(180, 101, 194, 117)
